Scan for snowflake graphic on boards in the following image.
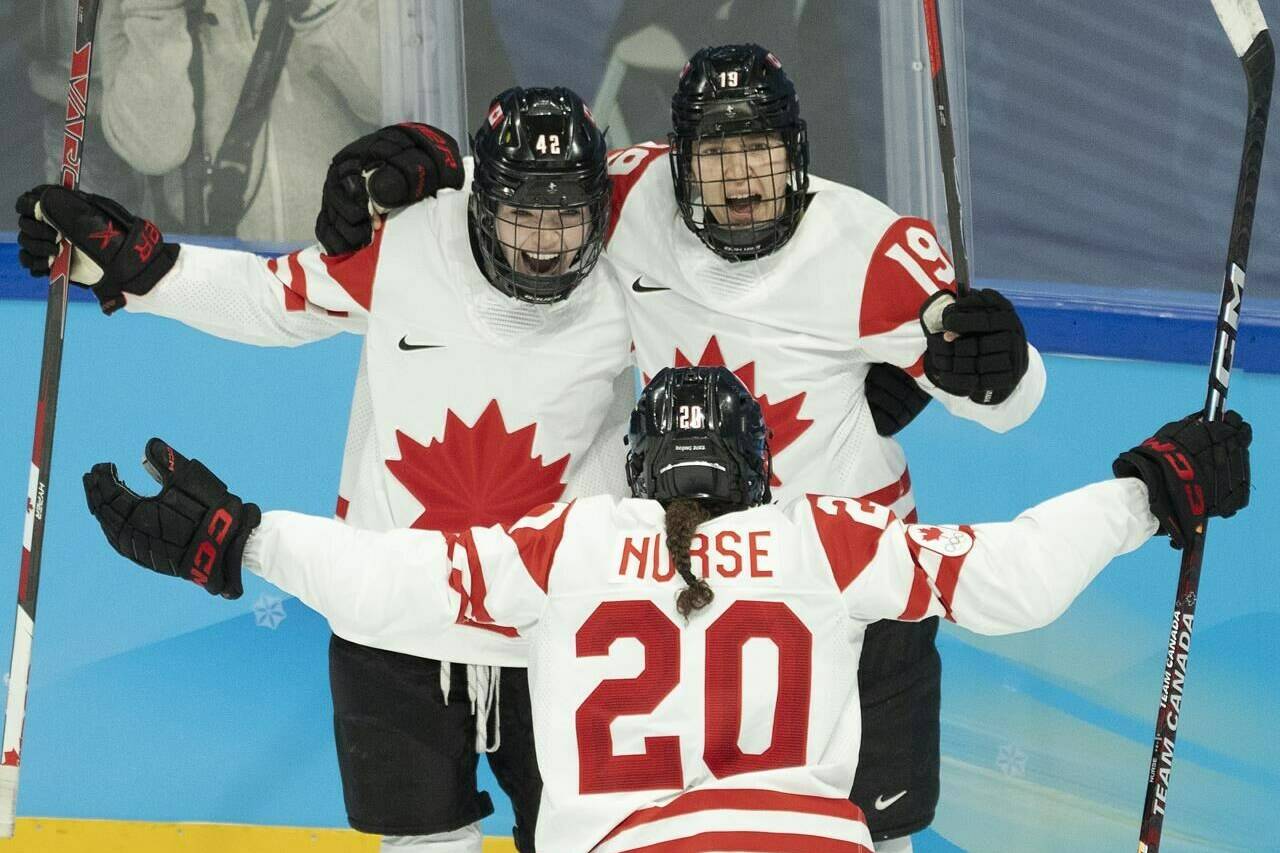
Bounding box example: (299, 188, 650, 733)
(996, 744, 1028, 778)
(253, 594, 287, 630)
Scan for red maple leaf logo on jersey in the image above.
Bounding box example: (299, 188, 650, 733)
(386, 400, 570, 532)
(649, 336, 813, 487)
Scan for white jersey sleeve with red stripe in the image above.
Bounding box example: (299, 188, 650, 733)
(241, 501, 571, 658)
(120, 236, 379, 345)
(857, 214, 1046, 433)
(803, 477, 1158, 634)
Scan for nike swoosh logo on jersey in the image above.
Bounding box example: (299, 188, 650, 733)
(631, 277, 670, 293)
(398, 336, 446, 351)
(874, 790, 908, 810)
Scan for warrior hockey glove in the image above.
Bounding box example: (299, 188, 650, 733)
(315, 122, 464, 254)
(920, 288, 1029, 404)
(15, 184, 178, 314)
(84, 438, 260, 599)
(1113, 411, 1251, 549)
(865, 362, 932, 437)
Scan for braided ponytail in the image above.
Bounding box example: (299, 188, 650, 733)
(666, 498, 714, 618)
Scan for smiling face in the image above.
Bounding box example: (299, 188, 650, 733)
(690, 131, 791, 228)
(493, 203, 592, 278)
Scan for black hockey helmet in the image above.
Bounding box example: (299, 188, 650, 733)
(668, 44, 810, 261)
(626, 366, 772, 509)
(470, 86, 611, 303)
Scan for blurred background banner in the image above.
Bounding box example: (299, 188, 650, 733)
(0, 1, 1278, 851)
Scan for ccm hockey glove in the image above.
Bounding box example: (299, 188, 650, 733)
(920, 288, 1029, 404)
(865, 362, 933, 436)
(84, 438, 260, 599)
(1113, 411, 1251, 549)
(15, 184, 178, 314)
(315, 122, 464, 254)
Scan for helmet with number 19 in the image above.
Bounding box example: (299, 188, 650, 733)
(669, 43, 810, 260)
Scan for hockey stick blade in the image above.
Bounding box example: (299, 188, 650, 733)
(0, 0, 101, 840)
(1136, 6, 1271, 852)
(1212, 0, 1269, 58)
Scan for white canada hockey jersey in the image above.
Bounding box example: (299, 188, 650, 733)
(123, 181, 634, 665)
(244, 478, 1158, 852)
(604, 143, 1048, 517)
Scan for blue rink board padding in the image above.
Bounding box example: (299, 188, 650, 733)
(0, 298, 1277, 852)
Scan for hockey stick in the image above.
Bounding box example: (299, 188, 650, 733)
(1136, 3, 1272, 851)
(0, 0, 102, 838)
(921, 0, 971, 299)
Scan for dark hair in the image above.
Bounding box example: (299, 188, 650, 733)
(666, 498, 714, 618)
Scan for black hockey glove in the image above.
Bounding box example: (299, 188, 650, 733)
(920, 288, 1029, 405)
(1113, 411, 1251, 549)
(15, 184, 178, 315)
(865, 362, 932, 437)
(315, 122, 465, 254)
(84, 438, 260, 599)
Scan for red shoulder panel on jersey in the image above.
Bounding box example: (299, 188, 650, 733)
(806, 495, 894, 592)
(506, 501, 574, 593)
(859, 216, 956, 338)
(319, 224, 385, 311)
(605, 142, 670, 243)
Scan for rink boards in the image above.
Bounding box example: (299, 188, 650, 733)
(0, 290, 1276, 852)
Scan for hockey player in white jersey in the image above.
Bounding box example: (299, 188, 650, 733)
(605, 51, 1050, 848)
(15, 89, 634, 852)
(311, 44, 1046, 850)
(82, 366, 1250, 852)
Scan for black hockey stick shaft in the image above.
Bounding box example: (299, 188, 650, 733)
(1137, 7, 1272, 852)
(921, 0, 971, 298)
(0, 0, 101, 837)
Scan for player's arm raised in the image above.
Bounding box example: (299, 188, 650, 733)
(81, 439, 553, 660)
(14, 185, 370, 345)
(812, 413, 1250, 634)
(858, 216, 1046, 432)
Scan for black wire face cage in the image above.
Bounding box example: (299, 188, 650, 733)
(669, 120, 809, 261)
(469, 178, 611, 304)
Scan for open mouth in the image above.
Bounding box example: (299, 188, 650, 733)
(519, 250, 562, 275)
(723, 194, 763, 225)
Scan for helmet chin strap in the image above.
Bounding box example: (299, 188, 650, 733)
(701, 194, 798, 259)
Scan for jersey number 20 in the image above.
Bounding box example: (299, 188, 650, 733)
(575, 599, 812, 794)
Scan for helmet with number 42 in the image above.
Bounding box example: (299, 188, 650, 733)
(470, 86, 612, 303)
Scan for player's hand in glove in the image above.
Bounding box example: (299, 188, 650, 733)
(1113, 411, 1251, 549)
(919, 288, 1029, 405)
(14, 184, 178, 314)
(315, 122, 465, 254)
(865, 362, 932, 437)
(83, 438, 260, 598)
